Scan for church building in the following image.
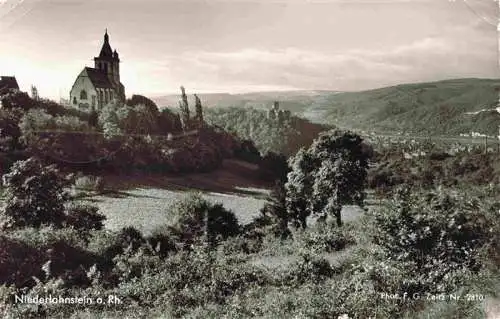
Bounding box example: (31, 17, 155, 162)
(69, 30, 125, 111)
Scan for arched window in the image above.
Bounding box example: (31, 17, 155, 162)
(99, 90, 104, 107)
(110, 91, 113, 100)
(73, 97, 77, 105)
(80, 90, 87, 100)
(105, 90, 109, 104)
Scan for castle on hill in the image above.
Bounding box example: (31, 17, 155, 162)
(69, 30, 125, 111)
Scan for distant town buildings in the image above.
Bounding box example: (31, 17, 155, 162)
(69, 30, 125, 112)
(0, 76, 20, 95)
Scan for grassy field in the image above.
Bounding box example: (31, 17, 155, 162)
(77, 188, 367, 236)
(70, 155, 368, 235)
(77, 187, 268, 235)
(70, 159, 271, 234)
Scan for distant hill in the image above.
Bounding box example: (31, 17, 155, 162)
(153, 78, 500, 137)
(303, 78, 500, 136)
(152, 90, 338, 114)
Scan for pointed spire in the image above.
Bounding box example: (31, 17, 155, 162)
(98, 29, 113, 58)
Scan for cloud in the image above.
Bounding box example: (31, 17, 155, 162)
(147, 35, 497, 92)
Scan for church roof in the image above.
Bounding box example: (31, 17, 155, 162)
(83, 67, 114, 89)
(0, 76, 20, 91)
(97, 30, 114, 59)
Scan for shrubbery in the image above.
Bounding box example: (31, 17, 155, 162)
(0, 158, 105, 231)
(155, 193, 241, 249)
(371, 187, 495, 295)
(0, 158, 69, 228)
(64, 204, 106, 231)
(1, 91, 254, 176)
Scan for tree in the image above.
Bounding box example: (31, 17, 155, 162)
(285, 130, 370, 227)
(0, 108, 22, 152)
(0, 157, 69, 228)
(98, 105, 122, 141)
(285, 148, 316, 229)
(158, 108, 183, 134)
(0, 157, 105, 230)
(259, 180, 291, 239)
(162, 193, 240, 248)
(126, 94, 159, 115)
(194, 94, 204, 123)
(179, 86, 190, 131)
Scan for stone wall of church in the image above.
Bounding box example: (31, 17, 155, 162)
(95, 87, 118, 108)
(69, 76, 98, 111)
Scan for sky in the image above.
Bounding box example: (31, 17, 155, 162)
(0, 0, 499, 100)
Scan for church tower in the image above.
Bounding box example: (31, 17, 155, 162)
(93, 29, 125, 101)
(94, 30, 121, 82)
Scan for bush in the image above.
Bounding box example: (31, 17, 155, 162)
(147, 229, 178, 257)
(0, 158, 69, 229)
(64, 204, 106, 231)
(5, 226, 90, 249)
(0, 235, 45, 287)
(0, 108, 22, 152)
(371, 187, 494, 294)
(286, 252, 337, 285)
(219, 234, 264, 255)
(257, 180, 291, 239)
(164, 193, 241, 248)
(0, 233, 102, 288)
(89, 227, 147, 261)
(297, 223, 356, 254)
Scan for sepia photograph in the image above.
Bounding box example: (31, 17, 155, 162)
(0, 0, 499, 318)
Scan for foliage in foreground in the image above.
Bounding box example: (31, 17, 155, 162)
(371, 187, 498, 296)
(0, 149, 499, 318)
(151, 193, 241, 249)
(0, 158, 105, 230)
(286, 130, 371, 228)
